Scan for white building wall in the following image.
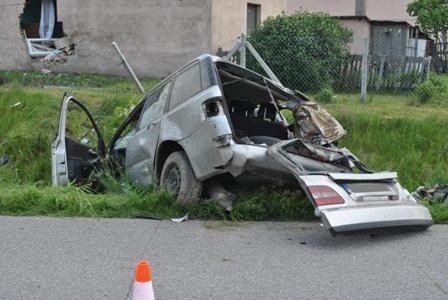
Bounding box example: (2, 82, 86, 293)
(342, 19, 371, 54)
(211, 0, 286, 53)
(0, 0, 213, 78)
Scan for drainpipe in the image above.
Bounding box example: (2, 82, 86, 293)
(355, 0, 366, 17)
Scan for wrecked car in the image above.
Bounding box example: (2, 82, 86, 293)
(51, 54, 433, 234)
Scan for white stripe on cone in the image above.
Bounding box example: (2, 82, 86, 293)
(132, 281, 155, 300)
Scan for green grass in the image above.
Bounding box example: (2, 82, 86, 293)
(425, 202, 448, 224)
(0, 76, 158, 184)
(0, 184, 184, 218)
(326, 95, 448, 189)
(0, 70, 447, 222)
(0, 180, 312, 221)
(0, 70, 158, 89)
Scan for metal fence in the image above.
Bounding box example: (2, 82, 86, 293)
(217, 34, 432, 101)
(429, 42, 448, 73)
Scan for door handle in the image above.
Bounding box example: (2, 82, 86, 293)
(147, 123, 156, 129)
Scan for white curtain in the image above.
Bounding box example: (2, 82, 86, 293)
(39, 0, 55, 39)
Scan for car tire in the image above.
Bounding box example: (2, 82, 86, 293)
(249, 136, 282, 146)
(160, 151, 202, 205)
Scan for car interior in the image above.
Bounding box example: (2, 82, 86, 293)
(215, 62, 370, 172)
(108, 101, 145, 166)
(217, 63, 292, 145)
(64, 100, 104, 184)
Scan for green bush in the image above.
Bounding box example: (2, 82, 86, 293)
(317, 86, 334, 103)
(399, 71, 421, 89)
(247, 11, 352, 93)
(429, 75, 448, 94)
(415, 80, 436, 103)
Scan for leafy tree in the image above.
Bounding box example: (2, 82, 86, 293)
(407, 0, 448, 72)
(247, 11, 352, 92)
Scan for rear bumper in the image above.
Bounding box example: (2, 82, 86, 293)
(320, 204, 433, 233)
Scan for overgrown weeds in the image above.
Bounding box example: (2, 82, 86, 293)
(425, 202, 448, 224)
(0, 70, 157, 89)
(0, 179, 314, 221)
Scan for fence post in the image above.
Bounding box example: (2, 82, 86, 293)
(246, 40, 282, 85)
(223, 40, 243, 62)
(360, 38, 369, 103)
(376, 55, 385, 91)
(426, 56, 432, 80)
(240, 33, 246, 68)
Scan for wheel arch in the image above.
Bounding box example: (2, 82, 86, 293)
(155, 140, 186, 183)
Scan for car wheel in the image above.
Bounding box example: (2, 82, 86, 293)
(160, 151, 202, 205)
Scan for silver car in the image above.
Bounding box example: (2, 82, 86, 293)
(52, 54, 433, 234)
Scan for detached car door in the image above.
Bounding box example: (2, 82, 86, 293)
(52, 94, 105, 186)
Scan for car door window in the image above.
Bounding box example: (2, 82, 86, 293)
(139, 82, 171, 129)
(66, 101, 99, 150)
(113, 116, 139, 150)
(169, 62, 202, 110)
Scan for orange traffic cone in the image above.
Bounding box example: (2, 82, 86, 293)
(132, 260, 155, 300)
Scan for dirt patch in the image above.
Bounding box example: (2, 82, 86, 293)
(204, 221, 250, 231)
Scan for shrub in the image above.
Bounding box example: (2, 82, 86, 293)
(317, 86, 334, 103)
(399, 71, 421, 90)
(415, 80, 436, 103)
(247, 11, 353, 93)
(429, 75, 448, 94)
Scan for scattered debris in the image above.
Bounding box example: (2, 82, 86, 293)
(41, 68, 52, 74)
(0, 155, 10, 166)
(206, 181, 235, 211)
(9, 102, 23, 109)
(25, 37, 74, 65)
(221, 258, 234, 262)
(171, 214, 189, 223)
(413, 185, 448, 204)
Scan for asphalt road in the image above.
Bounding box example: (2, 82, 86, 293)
(0, 216, 447, 300)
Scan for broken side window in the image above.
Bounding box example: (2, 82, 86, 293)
(169, 63, 202, 110)
(20, 0, 74, 62)
(139, 82, 172, 130)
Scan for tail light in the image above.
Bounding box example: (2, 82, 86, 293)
(202, 98, 222, 118)
(308, 185, 345, 206)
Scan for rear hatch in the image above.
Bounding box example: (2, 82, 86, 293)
(269, 140, 433, 234)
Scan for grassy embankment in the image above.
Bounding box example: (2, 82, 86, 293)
(0, 71, 447, 222)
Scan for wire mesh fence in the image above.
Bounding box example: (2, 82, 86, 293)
(217, 34, 432, 98)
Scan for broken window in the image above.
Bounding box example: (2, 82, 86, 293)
(217, 63, 290, 143)
(66, 102, 100, 150)
(169, 63, 202, 110)
(20, 0, 74, 62)
(139, 82, 172, 129)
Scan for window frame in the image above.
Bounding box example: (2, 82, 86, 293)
(246, 3, 261, 34)
(167, 61, 203, 111)
(137, 81, 172, 130)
